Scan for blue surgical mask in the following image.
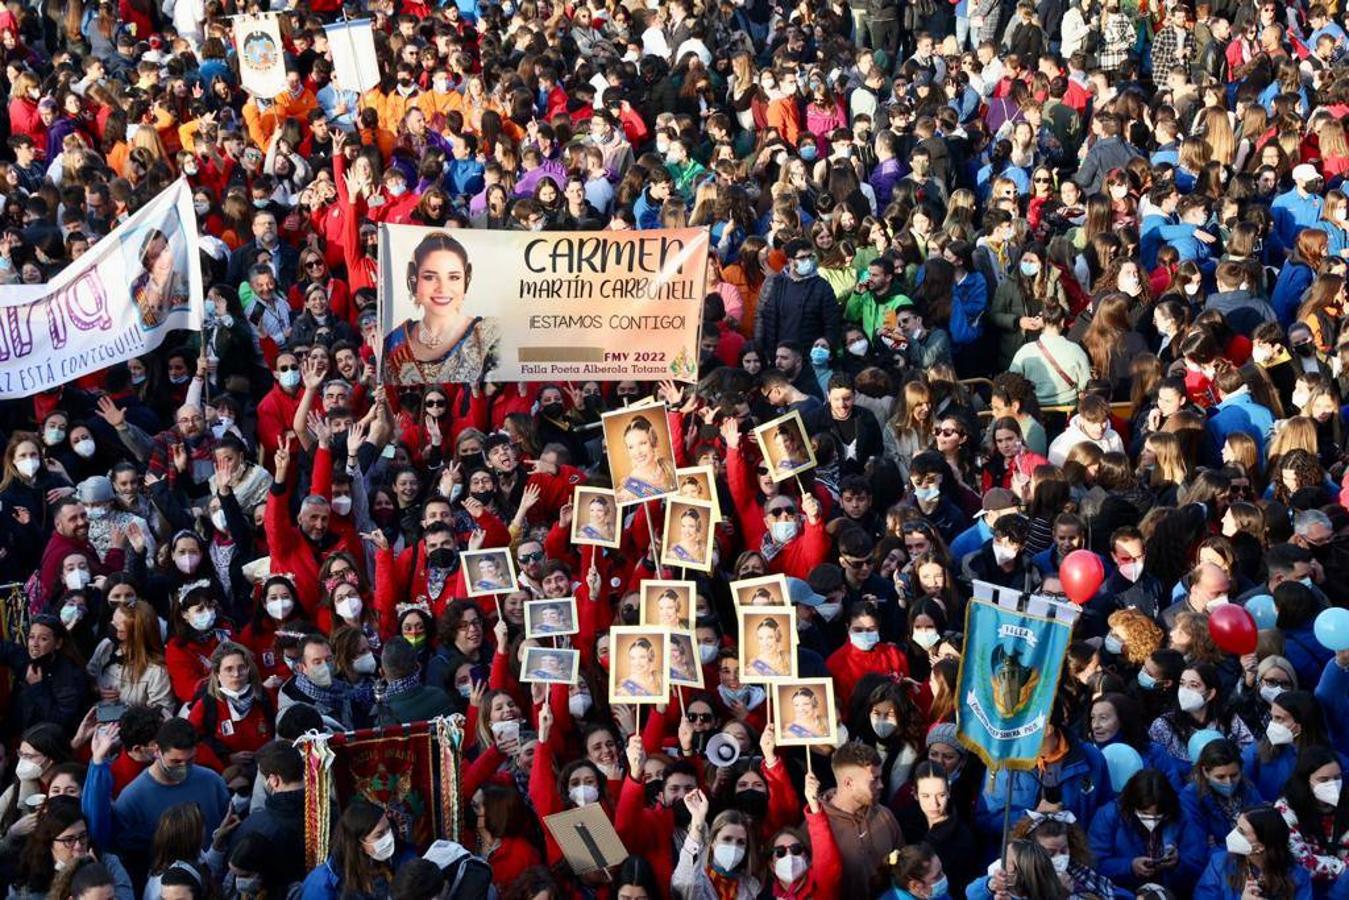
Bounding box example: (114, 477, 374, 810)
(1137, 669, 1158, 690)
(850, 630, 880, 651)
(770, 520, 799, 543)
(1019, 260, 1041, 277)
(799, 145, 818, 161)
(1103, 634, 1124, 655)
(1210, 779, 1239, 797)
(914, 484, 940, 503)
(795, 257, 818, 277)
(810, 346, 830, 366)
(930, 874, 950, 899)
(279, 369, 301, 390)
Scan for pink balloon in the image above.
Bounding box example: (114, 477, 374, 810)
(1060, 550, 1105, 605)
(1208, 604, 1259, 656)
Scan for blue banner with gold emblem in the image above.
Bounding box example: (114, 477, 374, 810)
(956, 585, 1075, 770)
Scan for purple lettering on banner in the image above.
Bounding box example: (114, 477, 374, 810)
(63, 270, 113, 335)
(0, 302, 37, 362)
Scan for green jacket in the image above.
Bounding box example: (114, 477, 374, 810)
(988, 268, 1068, 369)
(844, 287, 913, 339)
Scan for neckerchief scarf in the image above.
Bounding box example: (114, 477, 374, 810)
(383, 671, 422, 698)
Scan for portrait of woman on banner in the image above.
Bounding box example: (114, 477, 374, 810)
(130, 228, 189, 329)
(383, 231, 500, 384)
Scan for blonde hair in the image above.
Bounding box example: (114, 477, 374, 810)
(1267, 416, 1318, 462)
(1199, 107, 1236, 166)
(1144, 431, 1190, 486)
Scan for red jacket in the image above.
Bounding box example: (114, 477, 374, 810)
(37, 534, 124, 609)
(825, 640, 909, 709)
(256, 383, 305, 464)
(7, 97, 46, 154)
(187, 694, 274, 762)
(165, 627, 235, 702)
(264, 481, 366, 613)
(486, 836, 541, 891)
(309, 446, 366, 571)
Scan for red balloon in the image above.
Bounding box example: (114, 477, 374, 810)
(1059, 550, 1105, 605)
(1208, 604, 1259, 655)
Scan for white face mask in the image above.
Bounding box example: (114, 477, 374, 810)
(175, 553, 201, 574)
(569, 693, 593, 717)
(1265, 720, 1295, 746)
(774, 853, 808, 884)
(1252, 345, 1273, 364)
(569, 784, 599, 806)
(16, 457, 41, 478)
(847, 338, 869, 356)
(1177, 686, 1207, 712)
(870, 716, 897, 738)
(992, 541, 1019, 565)
(712, 843, 746, 872)
(1118, 560, 1143, 583)
(1136, 813, 1164, 832)
(912, 628, 940, 649)
(1051, 853, 1071, 874)
(64, 569, 91, 590)
(1314, 778, 1343, 807)
(1225, 828, 1254, 856)
(188, 608, 216, 632)
(336, 596, 363, 620)
(211, 509, 229, 532)
(816, 601, 843, 622)
(368, 831, 396, 862)
(307, 663, 334, 687)
(1205, 595, 1230, 612)
(1258, 683, 1284, 705)
(698, 643, 719, 664)
(265, 597, 293, 620)
(331, 495, 353, 516)
(353, 652, 377, 674)
(15, 758, 44, 781)
(73, 439, 96, 459)
(44, 427, 66, 446)
(1184, 282, 1200, 296)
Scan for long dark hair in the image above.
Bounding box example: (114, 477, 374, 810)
(333, 799, 389, 895)
(1282, 747, 1349, 852)
(1256, 690, 1329, 764)
(1227, 806, 1298, 898)
(16, 796, 85, 892)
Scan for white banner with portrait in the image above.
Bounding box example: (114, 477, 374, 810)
(376, 224, 710, 384)
(233, 13, 288, 98)
(324, 19, 381, 94)
(0, 179, 204, 399)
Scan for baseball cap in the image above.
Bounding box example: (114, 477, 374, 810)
(1292, 163, 1319, 184)
(785, 577, 824, 607)
(978, 488, 1020, 517)
(77, 476, 114, 505)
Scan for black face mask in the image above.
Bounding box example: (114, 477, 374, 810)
(460, 452, 487, 471)
(470, 490, 496, 506)
(1295, 342, 1317, 357)
(583, 394, 604, 413)
(541, 402, 565, 419)
(644, 779, 665, 805)
(672, 797, 693, 828)
(428, 547, 457, 569)
(734, 788, 769, 819)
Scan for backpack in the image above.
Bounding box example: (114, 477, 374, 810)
(422, 840, 496, 900)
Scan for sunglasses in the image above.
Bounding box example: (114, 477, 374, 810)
(687, 712, 714, 724)
(933, 427, 962, 437)
(756, 466, 770, 476)
(277, 365, 298, 373)
(306, 259, 325, 269)
(766, 507, 795, 519)
(841, 557, 872, 569)
(773, 843, 806, 859)
(424, 399, 447, 409)
(519, 550, 545, 563)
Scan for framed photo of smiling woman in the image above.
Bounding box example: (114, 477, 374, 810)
(379, 229, 502, 384)
(608, 627, 669, 704)
(601, 404, 677, 505)
(753, 411, 816, 483)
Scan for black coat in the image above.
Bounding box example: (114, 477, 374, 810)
(753, 271, 843, 358)
(0, 643, 88, 738)
(802, 405, 884, 478)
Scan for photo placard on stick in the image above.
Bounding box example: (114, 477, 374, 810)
(608, 626, 670, 704)
(675, 465, 721, 523)
(640, 580, 696, 631)
(524, 597, 578, 639)
(753, 410, 816, 483)
(602, 404, 677, 505)
(737, 606, 798, 682)
(730, 574, 790, 608)
(543, 804, 628, 875)
(461, 548, 519, 597)
(520, 647, 580, 685)
(774, 679, 839, 746)
(570, 486, 620, 548)
(660, 498, 715, 573)
(668, 630, 703, 688)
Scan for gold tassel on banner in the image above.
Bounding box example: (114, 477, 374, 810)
(295, 731, 334, 870)
(435, 715, 466, 840)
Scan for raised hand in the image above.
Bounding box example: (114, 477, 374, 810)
(801, 493, 821, 523)
(684, 789, 709, 827)
(361, 529, 389, 551)
(273, 445, 290, 478)
(308, 411, 332, 446)
(96, 395, 126, 428)
(804, 772, 821, 812)
(519, 481, 542, 511)
(537, 700, 554, 745)
(625, 732, 645, 776)
(172, 442, 189, 473)
(719, 416, 740, 449)
(468, 528, 486, 551)
(347, 420, 368, 457)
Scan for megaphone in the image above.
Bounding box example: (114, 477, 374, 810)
(705, 733, 741, 768)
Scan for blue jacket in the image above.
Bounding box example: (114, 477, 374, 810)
(1313, 221, 1349, 259)
(1140, 214, 1187, 268)
(299, 849, 416, 900)
(1317, 659, 1349, 754)
(1242, 742, 1298, 802)
(950, 272, 989, 346)
(1271, 261, 1316, 327)
(949, 519, 993, 562)
(1271, 189, 1325, 260)
(1195, 851, 1312, 900)
(1283, 626, 1334, 691)
(1206, 390, 1275, 467)
(633, 188, 664, 230)
(1179, 781, 1263, 849)
(84, 758, 230, 858)
(1332, 867, 1349, 900)
(1087, 800, 1205, 892)
(975, 740, 1109, 838)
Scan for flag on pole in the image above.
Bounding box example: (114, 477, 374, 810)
(324, 19, 381, 94)
(233, 13, 288, 99)
(955, 581, 1078, 770)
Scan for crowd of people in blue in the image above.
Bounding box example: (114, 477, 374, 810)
(5, 0, 1349, 895)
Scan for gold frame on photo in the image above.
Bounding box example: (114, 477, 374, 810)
(523, 597, 579, 640)
(773, 678, 839, 747)
(659, 497, 716, 573)
(461, 548, 520, 598)
(569, 485, 621, 549)
(675, 465, 721, 523)
(639, 579, 696, 632)
(752, 410, 817, 483)
(601, 404, 677, 506)
(608, 626, 670, 704)
(667, 630, 704, 688)
(520, 646, 581, 685)
(730, 574, 790, 608)
(737, 606, 798, 683)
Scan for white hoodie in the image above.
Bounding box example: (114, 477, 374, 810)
(1047, 413, 1125, 466)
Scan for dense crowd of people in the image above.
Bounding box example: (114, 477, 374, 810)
(5, 0, 1349, 897)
